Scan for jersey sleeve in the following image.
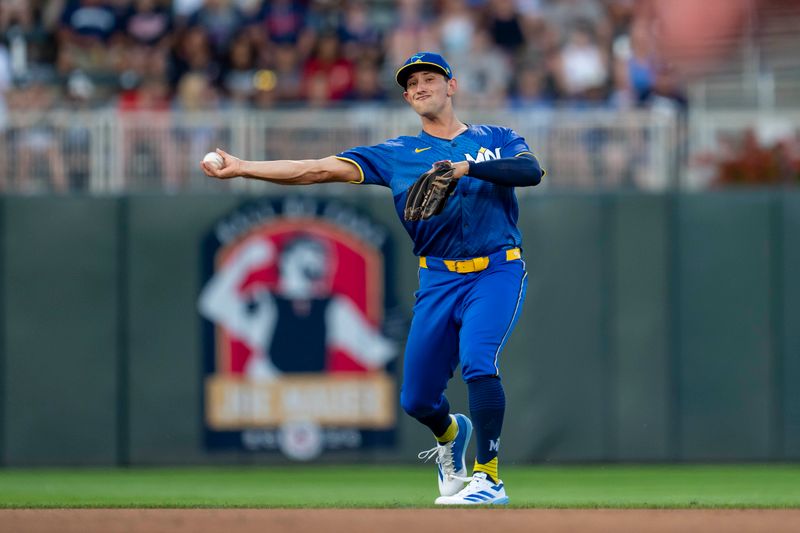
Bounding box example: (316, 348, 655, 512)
(500, 128, 534, 159)
(335, 141, 397, 187)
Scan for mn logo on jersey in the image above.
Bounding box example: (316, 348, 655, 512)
(465, 147, 501, 163)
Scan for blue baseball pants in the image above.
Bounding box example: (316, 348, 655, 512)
(400, 248, 528, 421)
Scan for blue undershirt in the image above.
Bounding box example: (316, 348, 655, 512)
(467, 154, 544, 187)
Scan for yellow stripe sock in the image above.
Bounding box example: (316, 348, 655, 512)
(473, 458, 499, 482)
(435, 415, 458, 443)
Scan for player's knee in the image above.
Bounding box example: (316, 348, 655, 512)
(400, 391, 436, 419)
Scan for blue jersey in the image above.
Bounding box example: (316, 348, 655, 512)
(336, 124, 532, 258)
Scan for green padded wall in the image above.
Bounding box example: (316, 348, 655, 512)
(677, 193, 774, 460)
(0, 192, 797, 465)
(125, 195, 242, 464)
(612, 194, 671, 460)
(506, 195, 611, 461)
(782, 193, 800, 458)
(2, 197, 120, 465)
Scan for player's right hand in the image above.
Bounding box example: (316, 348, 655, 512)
(201, 148, 243, 179)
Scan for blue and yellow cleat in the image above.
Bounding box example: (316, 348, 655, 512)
(434, 472, 509, 505)
(417, 413, 473, 497)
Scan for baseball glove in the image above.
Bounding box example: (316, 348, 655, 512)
(403, 161, 458, 222)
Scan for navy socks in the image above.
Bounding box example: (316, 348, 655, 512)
(468, 376, 505, 466)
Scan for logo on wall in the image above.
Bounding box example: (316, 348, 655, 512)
(198, 196, 399, 460)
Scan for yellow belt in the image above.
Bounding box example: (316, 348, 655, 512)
(419, 248, 521, 274)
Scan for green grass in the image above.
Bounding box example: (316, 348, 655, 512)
(1, 465, 799, 509)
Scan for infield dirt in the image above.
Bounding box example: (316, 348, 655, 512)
(1, 509, 800, 533)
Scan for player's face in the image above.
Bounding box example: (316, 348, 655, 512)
(403, 71, 456, 117)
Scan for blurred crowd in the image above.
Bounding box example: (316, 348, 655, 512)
(0, 0, 686, 114)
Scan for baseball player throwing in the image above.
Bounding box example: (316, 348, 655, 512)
(201, 52, 544, 505)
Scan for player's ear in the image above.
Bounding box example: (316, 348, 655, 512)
(402, 90, 412, 104)
(447, 78, 458, 96)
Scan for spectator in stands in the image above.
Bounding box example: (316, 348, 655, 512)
(515, 0, 546, 22)
(8, 79, 68, 193)
(606, 0, 635, 40)
(122, 0, 173, 49)
(0, 0, 678, 112)
(62, 69, 96, 190)
(345, 59, 387, 103)
(545, 0, 609, 42)
(222, 33, 259, 105)
(455, 30, 511, 108)
(56, 0, 122, 75)
(169, 25, 220, 89)
(612, 19, 654, 107)
(552, 21, 609, 103)
(270, 43, 303, 103)
(384, 0, 437, 83)
(118, 73, 171, 112)
(436, 0, 476, 62)
(117, 0, 172, 91)
(187, 0, 245, 56)
(301, 33, 355, 103)
(612, 17, 685, 109)
(175, 70, 220, 111)
(1, 1, 32, 83)
(253, 0, 314, 58)
(1, 0, 34, 33)
(173, 0, 204, 25)
(486, 0, 526, 55)
(0, 0, 694, 192)
(235, 0, 264, 20)
(305, 70, 331, 108)
(117, 75, 177, 189)
(338, 0, 382, 63)
(509, 63, 550, 109)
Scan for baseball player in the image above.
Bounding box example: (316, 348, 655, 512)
(201, 52, 544, 505)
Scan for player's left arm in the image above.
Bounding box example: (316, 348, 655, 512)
(450, 127, 544, 187)
(450, 153, 544, 187)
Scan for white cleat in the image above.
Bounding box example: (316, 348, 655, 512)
(417, 414, 473, 496)
(434, 472, 509, 505)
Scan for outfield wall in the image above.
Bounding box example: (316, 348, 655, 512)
(0, 191, 798, 466)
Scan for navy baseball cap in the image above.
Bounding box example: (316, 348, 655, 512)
(395, 52, 453, 88)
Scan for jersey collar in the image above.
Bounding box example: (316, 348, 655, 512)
(418, 124, 472, 142)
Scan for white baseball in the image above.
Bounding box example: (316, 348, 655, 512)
(203, 151, 224, 169)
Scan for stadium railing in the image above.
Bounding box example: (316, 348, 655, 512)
(0, 108, 679, 194)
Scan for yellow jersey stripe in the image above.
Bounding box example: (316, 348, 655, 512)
(335, 156, 365, 184)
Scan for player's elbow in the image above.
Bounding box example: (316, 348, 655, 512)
(518, 169, 542, 187)
(519, 156, 544, 187)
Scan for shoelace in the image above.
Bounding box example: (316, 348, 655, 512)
(417, 442, 454, 478)
(417, 443, 471, 482)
